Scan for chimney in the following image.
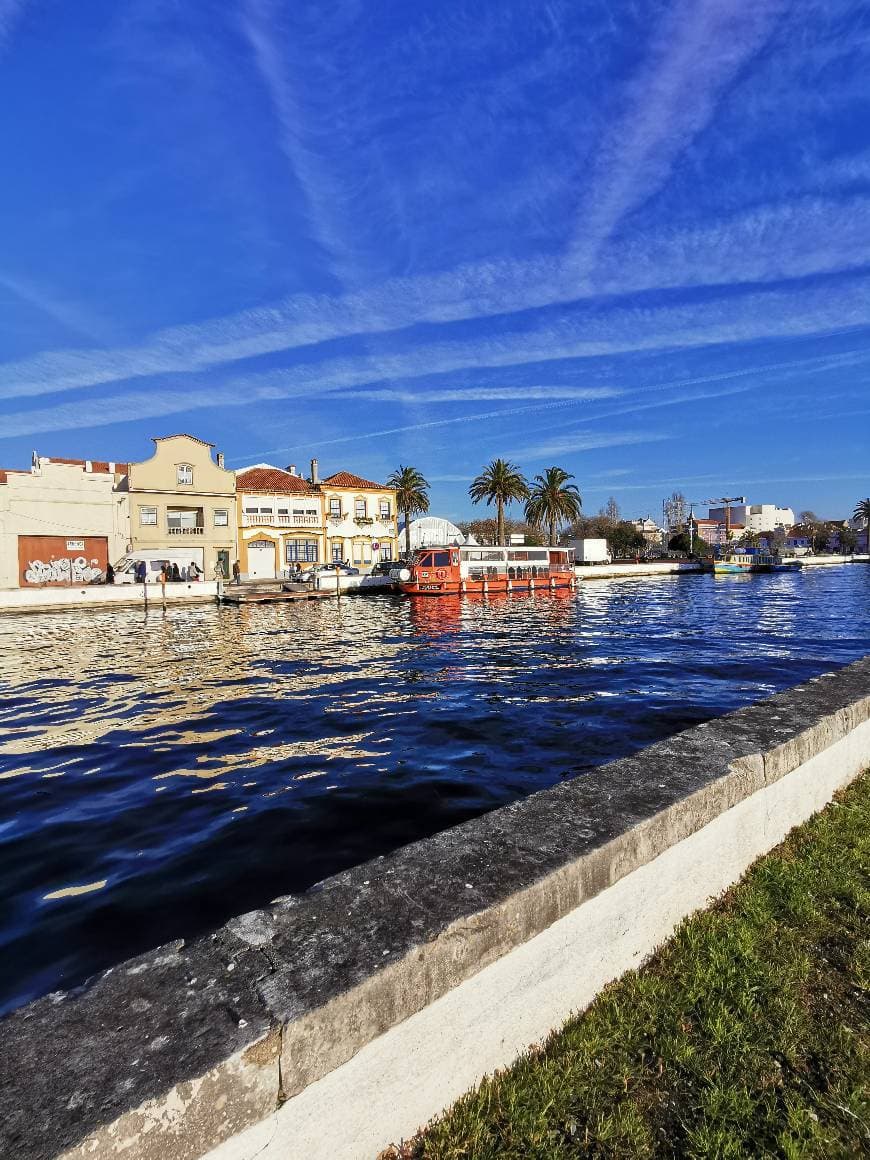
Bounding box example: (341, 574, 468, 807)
(310, 457, 319, 485)
(216, 451, 225, 468)
(286, 464, 297, 476)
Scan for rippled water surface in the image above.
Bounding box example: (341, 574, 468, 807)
(1, 566, 868, 1011)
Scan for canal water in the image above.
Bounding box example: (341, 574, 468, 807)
(1, 566, 868, 1013)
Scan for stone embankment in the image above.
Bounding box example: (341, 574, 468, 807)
(0, 580, 221, 614)
(1, 657, 868, 1160)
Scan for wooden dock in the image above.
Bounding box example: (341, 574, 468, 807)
(219, 585, 335, 605)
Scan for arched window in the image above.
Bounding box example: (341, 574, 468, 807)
(177, 464, 193, 486)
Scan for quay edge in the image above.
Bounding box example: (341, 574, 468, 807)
(1, 657, 869, 1160)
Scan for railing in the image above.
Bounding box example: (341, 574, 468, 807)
(327, 512, 347, 522)
(242, 514, 320, 527)
(354, 516, 374, 526)
(167, 526, 204, 535)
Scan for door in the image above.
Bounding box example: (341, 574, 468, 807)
(246, 541, 275, 579)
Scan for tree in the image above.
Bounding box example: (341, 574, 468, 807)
(599, 495, 620, 524)
(468, 459, 529, 546)
(387, 465, 430, 556)
(668, 531, 711, 557)
(799, 510, 819, 524)
(524, 466, 582, 546)
(853, 498, 870, 552)
(607, 522, 646, 558)
(839, 526, 858, 554)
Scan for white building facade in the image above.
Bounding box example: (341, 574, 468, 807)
(707, 503, 794, 533)
(0, 456, 130, 589)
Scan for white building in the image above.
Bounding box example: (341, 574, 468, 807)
(707, 503, 794, 533)
(630, 516, 666, 547)
(399, 516, 465, 551)
(0, 455, 130, 589)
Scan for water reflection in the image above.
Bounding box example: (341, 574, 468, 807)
(1, 566, 868, 1012)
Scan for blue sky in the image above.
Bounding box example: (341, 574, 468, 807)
(0, 0, 868, 522)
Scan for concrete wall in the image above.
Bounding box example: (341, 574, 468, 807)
(1, 658, 868, 1160)
(576, 559, 701, 579)
(0, 581, 220, 614)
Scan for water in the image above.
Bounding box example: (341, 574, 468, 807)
(1, 567, 868, 1013)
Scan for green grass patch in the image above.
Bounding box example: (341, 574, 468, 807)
(386, 774, 870, 1159)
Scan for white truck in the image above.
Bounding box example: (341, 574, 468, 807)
(113, 548, 205, 584)
(572, 537, 611, 565)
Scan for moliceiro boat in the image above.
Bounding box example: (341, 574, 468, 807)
(394, 545, 576, 595)
(713, 548, 801, 574)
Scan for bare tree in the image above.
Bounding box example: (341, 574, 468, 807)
(599, 495, 620, 524)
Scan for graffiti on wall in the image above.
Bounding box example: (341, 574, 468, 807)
(24, 556, 103, 584)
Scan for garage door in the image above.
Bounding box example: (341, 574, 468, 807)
(247, 540, 276, 580)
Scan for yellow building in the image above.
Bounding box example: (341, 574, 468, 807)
(315, 461, 398, 567)
(128, 434, 236, 578)
(235, 465, 324, 580)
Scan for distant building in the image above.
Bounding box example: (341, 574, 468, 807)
(693, 518, 745, 547)
(398, 515, 465, 551)
(631, 516, 666, 548)
(128, 434, 237, 580)
(0, 455, 130, 589)
(707, 503, 794, 533)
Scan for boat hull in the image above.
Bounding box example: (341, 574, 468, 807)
(399, 573, 575, 596)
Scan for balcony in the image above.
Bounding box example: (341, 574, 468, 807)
(354, 516, 374, 526)
(167, 526, 204, 536)
(327, 511, 347, 523)
(242, 514, 320, 527)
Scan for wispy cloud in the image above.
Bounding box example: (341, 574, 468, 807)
(0, 0, 26, 53)
(2, 191, 870, 403)
(511, 430, 671, 461)
(0, 271, 112, 344)
(3, 277, 869, 440)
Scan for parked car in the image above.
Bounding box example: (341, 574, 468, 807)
(302, 562, 360, 582)
(369, 560, 396, 576)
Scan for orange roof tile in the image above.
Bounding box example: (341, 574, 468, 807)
(320, 470, 385, 489)
(47, 457, 130, 474)
(236, 466, 314, 494)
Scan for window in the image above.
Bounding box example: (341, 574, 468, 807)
(177, 464, 193, 486)
(167, 508, 200, 530)
(285, 539, 318, 563)
(213, 509, 229, 527)
(139, 506, 157, 526)
(379, 500, 391, 519)
(329, 498, 342, 517)
(277, 508, 289, 516)
(380, 544, 392, 561)
(352, 541, 372, 565)
(432, 551, 450, 567)
(332, 542, 343, 562)
(355, 498, 366, 518)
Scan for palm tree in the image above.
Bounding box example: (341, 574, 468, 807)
(468, 459, 529, 546)
(853, 497, 870, 553)
(387, 465, 430, 556)
(524, 466, 582, 546)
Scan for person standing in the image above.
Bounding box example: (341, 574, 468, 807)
(189, 560, 201, 581)
(105, 562, 115, 585)
(135, 559, 147, 585)
(232, 559, 241, 585)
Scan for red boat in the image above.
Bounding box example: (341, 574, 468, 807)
(394, 545, 576, 596)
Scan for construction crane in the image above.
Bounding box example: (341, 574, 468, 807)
(685, 496, 746, 556)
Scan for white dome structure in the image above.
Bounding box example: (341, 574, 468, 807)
(398, 516, 465, 550)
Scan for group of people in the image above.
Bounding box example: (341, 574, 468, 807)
(132, 559, 205, 584)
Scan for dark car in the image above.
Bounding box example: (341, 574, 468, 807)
(369, 561, 396, 576)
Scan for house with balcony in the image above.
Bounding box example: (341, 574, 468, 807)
(313, 460, 398, 568)
(235, 464, 324, 580)
(127, 434, 236, 578)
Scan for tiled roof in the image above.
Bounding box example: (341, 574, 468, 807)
(320, 470, 385, 489)
(236, 466, 314, 494)
(47, 458, 130, 474)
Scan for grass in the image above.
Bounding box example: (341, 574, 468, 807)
(384, 773, 870, 1159)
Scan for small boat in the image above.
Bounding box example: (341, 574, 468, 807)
(394, 545, 576, 595)
(713, 548, 801, 574)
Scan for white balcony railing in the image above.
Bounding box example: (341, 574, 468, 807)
(167, 526, 204, 535)
(242, 514, 320, 527)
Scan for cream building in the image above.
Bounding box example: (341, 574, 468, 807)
(128, 435, 236, 578)
(0, 455, 130, 589)
(315, 461, 398, 567)
(236, 464, 324, 580)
